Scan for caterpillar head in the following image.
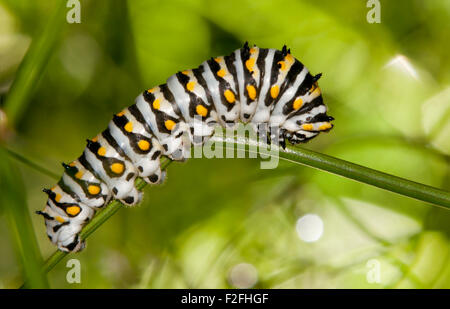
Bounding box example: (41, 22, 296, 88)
(280, 73, 334, 145)
(37, 185, 95, 252)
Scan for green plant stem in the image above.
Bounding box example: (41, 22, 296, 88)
(212, 136, 450, 209)
(281, 144, 450, 209)
(3, 146, 59, 180)
(20, 137, 450, 288)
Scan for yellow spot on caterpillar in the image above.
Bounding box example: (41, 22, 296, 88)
(186, 81, 195, 92)
(147, 88, 155, 93)
(285, 53, 294, 62)
(124, 122, 133, 132)
(56, 216, 65, 223)
(319, 123, 332, 131)
(98, 147, 106, 156)
(293, 98, 303, 110)
(249, 47, 257, 54)
(55, 193, 62, 202)
(214, 57, 221, 63)
(196, 105, 208, 117)
(246, 85, 256, 100)
(217, 69, 226, 77)
(224, 89, 235, 103)
(182, 70, 190, 75)
(302, 124, 314, 131)
(245, 58, 255, 72)
(111, 162, 124, 174)
(309, 82, 319, 93)
(270, 85, 280, 99)
(116, 110, 125, 117)
(138, 140, 150, 151)
(88, 185, 101, 195)
(69, 161, 76, 167)
(165, 119, 176, 131)
(278, 61, 286, 71)
(75, 170, 83, 179)
(152, 99, 160, 110)
(66, 206, 81, 216)
(312, 87, 321, 96)
(91, 136, 98, 142)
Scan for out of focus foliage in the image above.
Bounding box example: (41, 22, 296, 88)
(0, 0, 449, 288)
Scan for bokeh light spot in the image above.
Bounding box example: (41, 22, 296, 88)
(296, 214, 324, 243)
(228, 263, 258, 288)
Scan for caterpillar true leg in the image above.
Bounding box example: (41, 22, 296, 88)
(37, 43, 334, 252)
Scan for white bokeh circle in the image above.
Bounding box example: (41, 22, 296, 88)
(296, 214, 324, 242)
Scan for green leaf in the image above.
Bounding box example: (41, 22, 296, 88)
(0, 147, 48, 288)
(3, 1, 66, 128)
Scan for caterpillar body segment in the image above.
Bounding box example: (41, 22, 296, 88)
(38, 43, 334, 252)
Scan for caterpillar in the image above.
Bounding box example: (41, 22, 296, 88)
(37, 43, 334, 252)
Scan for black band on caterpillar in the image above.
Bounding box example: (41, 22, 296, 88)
(37, 43, 334, 252)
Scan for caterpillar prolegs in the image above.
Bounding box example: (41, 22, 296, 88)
(37, 43, 334, 252)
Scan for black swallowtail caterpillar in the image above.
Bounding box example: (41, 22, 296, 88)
(37, 43, 334, 252)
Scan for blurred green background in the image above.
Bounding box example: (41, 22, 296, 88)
(0, 0, 449, 288)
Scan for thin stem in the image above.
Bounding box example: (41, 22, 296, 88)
(3, 147, 59, 180)
(211, 135, 450, 209)
(20, 136, 450, 287)
(281, 144, 450, 209)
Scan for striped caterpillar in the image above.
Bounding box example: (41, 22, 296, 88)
(37, 43, 334, 252)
